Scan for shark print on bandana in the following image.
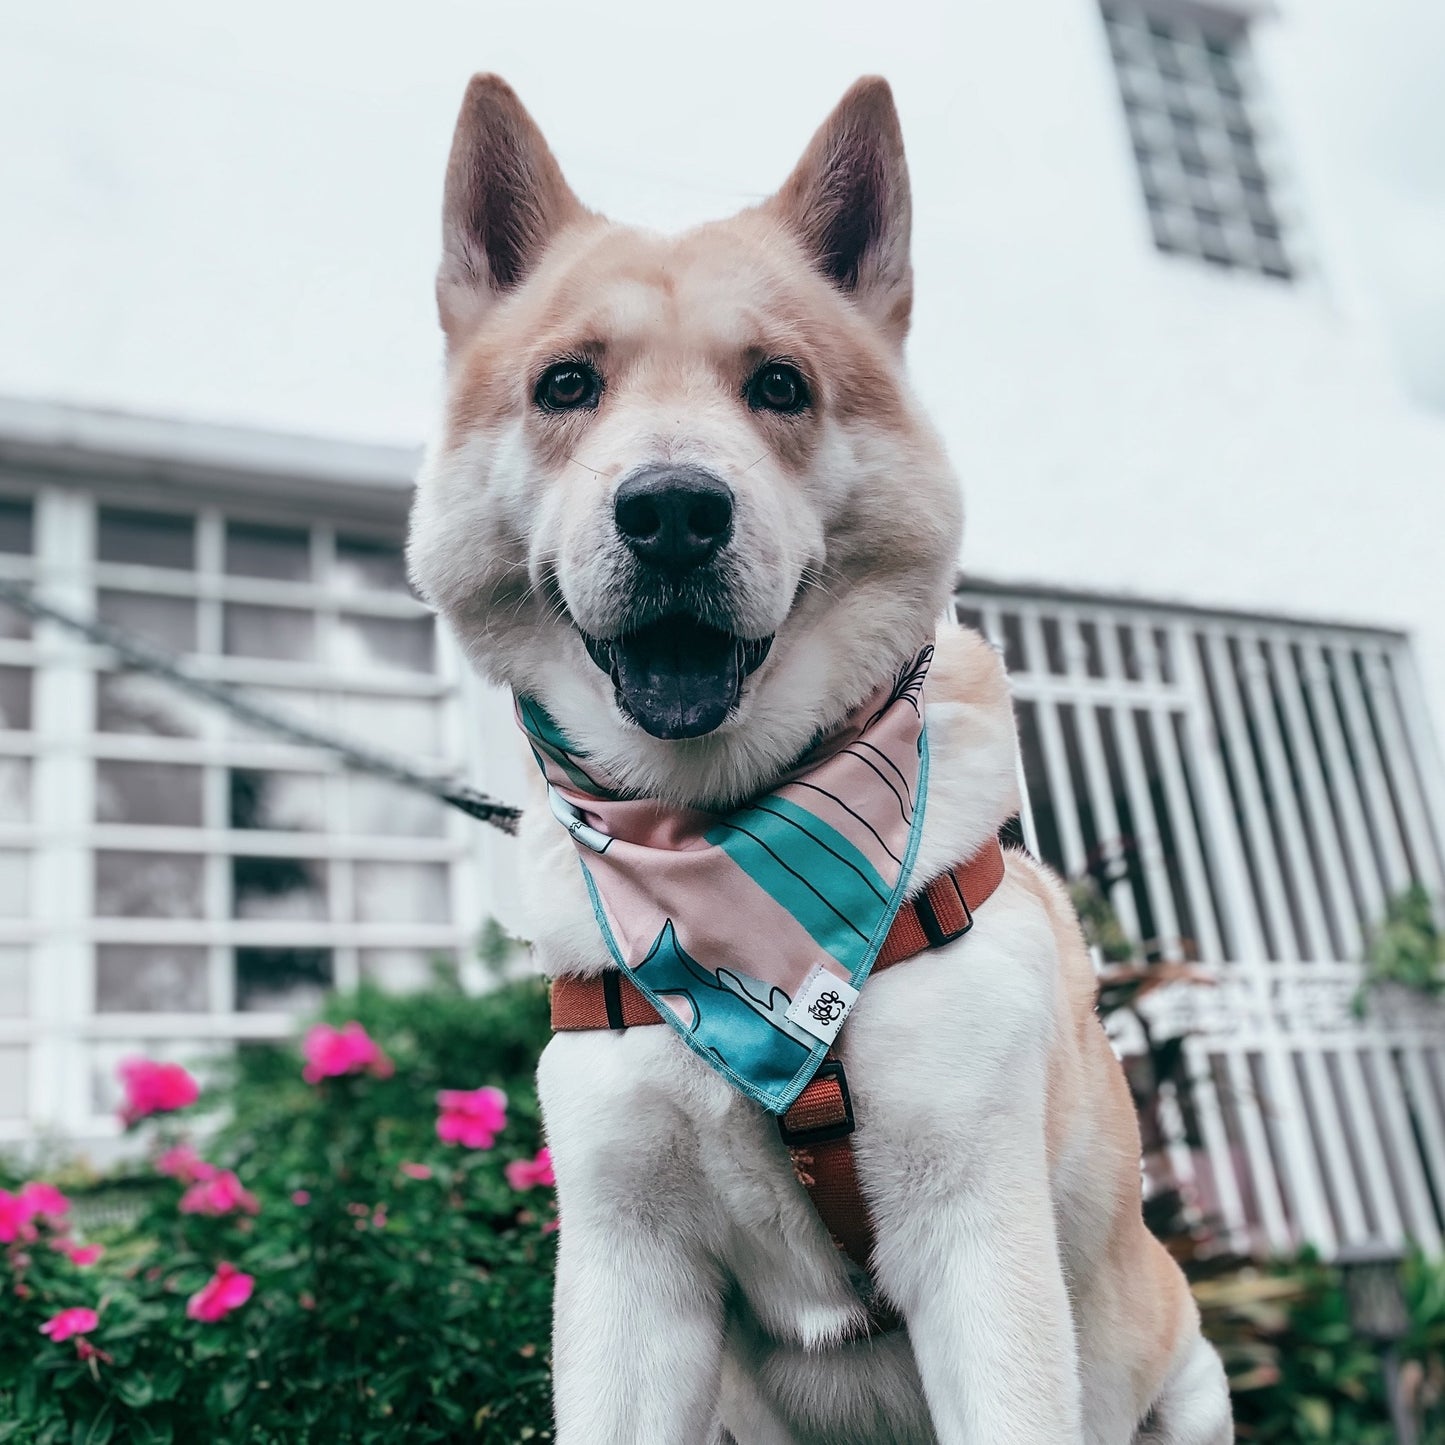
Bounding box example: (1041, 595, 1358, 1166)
(517, 644, 932, 1114)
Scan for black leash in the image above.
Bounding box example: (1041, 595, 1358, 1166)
(0, 578, 522, 834)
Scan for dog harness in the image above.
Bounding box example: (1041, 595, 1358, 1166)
(518, 645, 935, 1116)
(551, 837, 1006, 1328)
(522, 643, 1008, 1326)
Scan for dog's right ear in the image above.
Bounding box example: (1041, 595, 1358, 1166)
(437, 75, 587, 351)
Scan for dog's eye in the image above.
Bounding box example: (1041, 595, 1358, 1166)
(535, 362, 601, 412)
(746, 363, 810, 415)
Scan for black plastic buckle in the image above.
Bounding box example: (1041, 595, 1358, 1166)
(777, 1060, 856, 1147)
(601, 972, 627, 1031)
(914, 873, 973, 949)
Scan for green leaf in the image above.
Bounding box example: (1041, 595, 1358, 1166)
(71, 1405, 115, 1445)
(128, 1416, 174, 1445)
(206, 1369, 251, 1416)
(149, 1365, 185, 1403)
(113, 1375, 155, 1410)
(1297, 1396, 1333, 1438)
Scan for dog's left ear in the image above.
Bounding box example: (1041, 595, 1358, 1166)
(767, 77, 913, 348)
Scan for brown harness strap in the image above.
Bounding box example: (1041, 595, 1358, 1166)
(549, 838, 1007, 1330)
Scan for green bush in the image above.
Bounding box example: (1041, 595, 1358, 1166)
(6, 974, 1445, 1442)
(1357, 883, 1445, 1014)
(1198, 1251, 1445, 1442)
(0, 979, 557, 1444)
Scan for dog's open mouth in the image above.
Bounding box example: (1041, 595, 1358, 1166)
(581, 617, 773, 740)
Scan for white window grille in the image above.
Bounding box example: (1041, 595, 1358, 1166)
(959, 585, 1445, 1259)
(1100, 0, 1295, 280)
(0, 480, 496, 1142)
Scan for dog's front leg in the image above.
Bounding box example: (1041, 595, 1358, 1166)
(875, 1146, 1083, 1445)
(551, 1219, 725, 1444)
(542, 1035, 726, 1444)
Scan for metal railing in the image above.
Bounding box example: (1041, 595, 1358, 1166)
(960, 583, 1445, 1258)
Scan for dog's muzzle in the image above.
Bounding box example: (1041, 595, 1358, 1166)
(577, 465, 771, 741)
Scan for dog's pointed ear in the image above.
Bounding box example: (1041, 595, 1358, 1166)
(767, 77, 913, 347)
(437, 75, 588, 351)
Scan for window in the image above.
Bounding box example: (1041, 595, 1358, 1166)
(97, 508, 195, 570)
(235, 948, 333, 1013)
(95, 946, 209, 1013)
(1101, 1, 1294, 279)
(225, 521, 311, 582)
(95, 761, 204, 827)
(0, 498, 35, 554)
(958, 586, 1445, 1263)
(3, 489, 474, 1142)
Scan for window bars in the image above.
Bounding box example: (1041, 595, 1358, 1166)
(959, 584, 1445, 1258)
(0, 488, 511, 1139)
(1100, 0, 1295, 280)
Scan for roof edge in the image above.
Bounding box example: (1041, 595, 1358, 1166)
(0, 396, 422, 497)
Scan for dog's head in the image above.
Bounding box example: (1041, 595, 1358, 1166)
(408, 75, 961, 806)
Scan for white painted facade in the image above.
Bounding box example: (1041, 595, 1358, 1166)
(3, 0, 1445, 1254)
(2, 1, 1442, 719)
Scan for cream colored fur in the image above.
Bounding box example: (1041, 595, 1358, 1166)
(408, 73, 1232, 1445)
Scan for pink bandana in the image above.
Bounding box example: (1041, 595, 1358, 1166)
(518, 645, 932, 1113)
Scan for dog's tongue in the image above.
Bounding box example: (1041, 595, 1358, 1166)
(611, 617, 741, 740)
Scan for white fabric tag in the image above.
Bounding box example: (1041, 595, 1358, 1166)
(785, 965, 860, 1045)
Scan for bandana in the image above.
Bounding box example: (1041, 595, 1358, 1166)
(518, 645, 932, 1114)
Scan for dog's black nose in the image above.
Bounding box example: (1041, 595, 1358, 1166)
(614, 467, 734, 570)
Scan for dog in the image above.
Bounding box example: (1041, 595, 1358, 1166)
(407, 72, 1233, 1445)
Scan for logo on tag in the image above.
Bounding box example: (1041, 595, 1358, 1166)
(785, 966, 860, 1044)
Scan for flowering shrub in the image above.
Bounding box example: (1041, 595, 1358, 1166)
(505, 1149, 555, 1193)
(0, 977, 556, 1443)
(12, 972, 1436, 1441)
(116, 1059, 200, 1124)
(300, 1020, 394, 1084)
(437, 1086, 508, 1149)
(185, 1262, 255, 1323)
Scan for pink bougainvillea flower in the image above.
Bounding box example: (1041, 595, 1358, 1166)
(118, 1058, 199, 1125)
(50, 1238, 104, 1266)
(156, 1143, 216, 1185)
(40, 1306, 99, 1342)
(19, 1181, 71, 1220)
(0, 1188, 37, 1244)
(186, 1262, 254, 1323)
(300, 1021, 393, 1084)
(436, 1086, 507, 1149)
(505, 1148, 555, 1192)
(178, 1169, 259, 1217)
(290, 1189, 311, 1206)
(398, 1162, 432, 1181)
(542, 1217, 560, 1236)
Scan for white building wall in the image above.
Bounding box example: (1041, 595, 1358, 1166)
(0, 1, 1441, 720)
(894, 0, 1445, 734)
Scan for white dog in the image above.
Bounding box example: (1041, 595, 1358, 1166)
(408, 72, 1233, 1445)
